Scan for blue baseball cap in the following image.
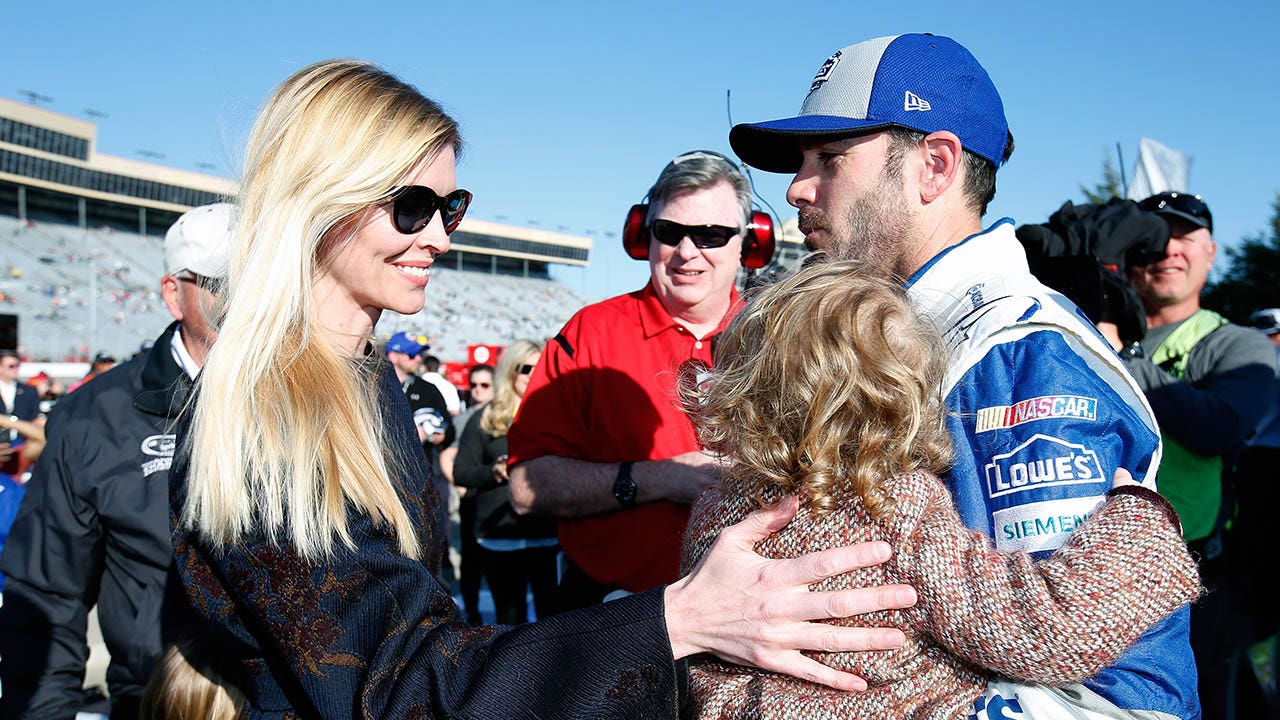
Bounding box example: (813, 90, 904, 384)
(730, 34, 1009, 173)
(386, 331, 429, 356)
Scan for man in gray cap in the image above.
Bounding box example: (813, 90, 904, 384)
(0, 202, 234, 719)
(729, 34, 1197, 718)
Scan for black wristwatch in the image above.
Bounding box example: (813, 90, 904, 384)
(1118, 341, 1144, 360)
(613, 461, 637, 508)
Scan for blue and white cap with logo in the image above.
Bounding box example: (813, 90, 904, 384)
(730, 34, 1009, 173)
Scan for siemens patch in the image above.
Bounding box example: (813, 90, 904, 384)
(993, 496, 1104, 553)
(984, 434, 1103, 498)
(975, 395, 1097, 434)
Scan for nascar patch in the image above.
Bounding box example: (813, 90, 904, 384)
(975, 395, 1097, 434)
(984, 434, 1103, 498)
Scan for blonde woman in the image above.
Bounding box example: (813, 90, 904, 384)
(162, 59, 917, 718)
(681, 260, 1202, 719)
(453, 339, 557, 625)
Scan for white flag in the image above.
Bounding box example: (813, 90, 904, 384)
(1126, 138, 1192, 201)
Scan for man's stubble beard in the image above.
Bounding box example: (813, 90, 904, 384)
(800, 178, 914, 279)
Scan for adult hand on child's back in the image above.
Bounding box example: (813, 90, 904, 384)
(663, 495, 916, 692)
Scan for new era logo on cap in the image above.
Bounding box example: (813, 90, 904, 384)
(904, 91, 931, 112)
(730, 34, 1009, 174)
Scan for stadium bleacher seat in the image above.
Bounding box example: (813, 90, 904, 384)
(1, 216, 594, 362)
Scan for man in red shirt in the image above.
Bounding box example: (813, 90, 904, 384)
(508, 151, 754, 608)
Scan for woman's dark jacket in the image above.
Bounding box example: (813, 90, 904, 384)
(453, 405, 557, 542)
(165, 361, 686, 719)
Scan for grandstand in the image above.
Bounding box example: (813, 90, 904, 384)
(1, 97, 597, 364)
(380, 268, 591, 361)
(0, 215, 171, 360)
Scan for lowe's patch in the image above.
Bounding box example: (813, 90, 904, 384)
(992, 496, 1104, 553)
(975, 395, 1097, 434)
(984, 434, 1103, 498)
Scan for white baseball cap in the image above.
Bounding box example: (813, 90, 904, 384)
(165, 202, 235, 279)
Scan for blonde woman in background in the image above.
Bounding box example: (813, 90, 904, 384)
(156, 59, 918, 719)
(454, 338, 558, 625)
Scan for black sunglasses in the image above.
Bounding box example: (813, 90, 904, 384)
(175, 272, 223, 294)
(390, 186, 473, 235)
(1138, 192, 1213, 233)
(649, 218, 740, 249)
(517, 364, 535, 375)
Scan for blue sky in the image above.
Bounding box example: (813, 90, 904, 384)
(7, 1, 1278, 305)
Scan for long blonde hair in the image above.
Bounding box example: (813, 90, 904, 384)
(480, 338, 541, 437)
(140, 641, 245, 720)
(182, 59, 461, 561)
(682, 260, 953, 519)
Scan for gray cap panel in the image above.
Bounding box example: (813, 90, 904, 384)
(799, 35, 897, 120)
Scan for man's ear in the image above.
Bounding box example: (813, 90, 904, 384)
(917, 131, 964, 204)
(160, 275, 184, 321)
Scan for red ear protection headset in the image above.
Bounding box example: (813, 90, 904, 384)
(621, 151, 777, 270)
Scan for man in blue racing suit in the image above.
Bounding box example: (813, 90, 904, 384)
(729, 33, 1198, 719)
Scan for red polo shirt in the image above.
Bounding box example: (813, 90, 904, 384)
(507, 282, 742, 592)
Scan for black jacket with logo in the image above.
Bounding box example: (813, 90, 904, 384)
(0, 321, 192, 719)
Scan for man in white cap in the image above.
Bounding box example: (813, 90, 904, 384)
(0, 202, 234, 719)
(729, 34, 1197, 718)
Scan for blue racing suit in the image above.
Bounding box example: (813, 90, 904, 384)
(906, 219, 1199, 720)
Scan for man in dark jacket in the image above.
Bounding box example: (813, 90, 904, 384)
(385, 330, 454, 452)
(384, 330, 455, 567)
(0, 202, 234, 719)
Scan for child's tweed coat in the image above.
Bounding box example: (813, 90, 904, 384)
(682, 473, 1201, 720)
